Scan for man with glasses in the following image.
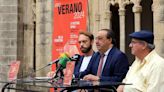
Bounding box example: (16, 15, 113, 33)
(117, 30, 164, 92)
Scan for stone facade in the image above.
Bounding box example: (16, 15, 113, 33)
(0, 0, 164, 91)
(89, 0, 164, 63)
(35, 0, 52, 77)
(153, 0, 164, 58)
(0, 0, 18, 90)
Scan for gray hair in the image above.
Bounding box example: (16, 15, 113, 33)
(147, 43, 155, 51)
(140, 41, 155, 51)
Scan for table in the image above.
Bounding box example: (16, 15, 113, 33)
(1, 78, 131, 92)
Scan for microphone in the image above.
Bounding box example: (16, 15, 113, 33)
(48, 54, 80, 67)
(71, 54, 81, 61)
(26, 53, 69, 80)
(47, 53, 69, 66)
(52, 54, 81, 79)
(58, 53, 71, 68)
(52, 53, 71, 78)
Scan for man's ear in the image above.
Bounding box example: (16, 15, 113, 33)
(108, 38, 112, 43)
(142, 42, 147, 50)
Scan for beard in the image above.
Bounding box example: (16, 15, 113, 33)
(80, 45, 92, 53)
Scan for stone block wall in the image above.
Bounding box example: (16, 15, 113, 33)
(35, 0, 52, 77)
(0, 0, 18, 89)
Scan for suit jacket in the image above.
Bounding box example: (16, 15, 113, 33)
(74, 56, 84, 74)
(74, 53, 95, 75)
(75, 47, 129, 82)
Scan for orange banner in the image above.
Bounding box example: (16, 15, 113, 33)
(51, 1, 87, 91)
(52, 0, 88, 70)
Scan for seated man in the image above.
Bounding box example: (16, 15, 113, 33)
(74, 31, 95, 75)
(75, 29, 129, 83)
(117, 30, 164, 92)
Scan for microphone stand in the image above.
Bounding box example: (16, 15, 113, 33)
(1, 82, 40, 92)
(2, 82, 37, 92)
(1, 78, 52, 92)
(35, 60, 58, 72)
(1, 82, 13, 92)
(51, 67, 64, 80)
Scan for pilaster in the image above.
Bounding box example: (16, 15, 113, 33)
(132, 2, 142, 31)
(119, 8, 126, 52)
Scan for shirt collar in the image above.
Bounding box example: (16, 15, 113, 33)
(144, 50, 156, 62)
(104, 47, 112, 56)
(136, 50, 156, 64)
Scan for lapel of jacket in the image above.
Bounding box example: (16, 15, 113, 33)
(102, 47, 115, 74)
(76, 56, 84, 72)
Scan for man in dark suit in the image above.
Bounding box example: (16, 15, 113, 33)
(75, 29, 129, 82)
(74, 31, 95, 75)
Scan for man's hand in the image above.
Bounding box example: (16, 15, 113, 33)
(83, 74, 99, 81)
(117, 85, 124, 92)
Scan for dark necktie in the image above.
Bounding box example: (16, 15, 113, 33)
(97, 54, 105, 76)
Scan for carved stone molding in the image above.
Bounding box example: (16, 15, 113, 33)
(133, 5, 142, 13)
(131, 0, 142, 13)
(119, 0, 132, 9)
(159, 0, 164, 22)
(119, 8, 126, 16)
(103, 10, 112, 20)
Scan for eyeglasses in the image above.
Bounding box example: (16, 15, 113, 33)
(130, 40, 145, 45)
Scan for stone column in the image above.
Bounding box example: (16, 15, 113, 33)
(95, 13, 100, 31)
(119, 8, 126, 52)
(102, 10, 112, 29)
(152, 0, 164, 58)
(94, 0, 100, 31)
(92, 0, 100, 51)
(133, 5, 142, 31)
(35, 0, 52, 77)
(99, 0, 104, 29)
(100, 0, 112, 29)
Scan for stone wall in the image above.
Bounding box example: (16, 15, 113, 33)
(153, 0, 164, 58)
(0, 0, 18, 90)
(0, 0, 164, 91)
(35, 0, 52, 77)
